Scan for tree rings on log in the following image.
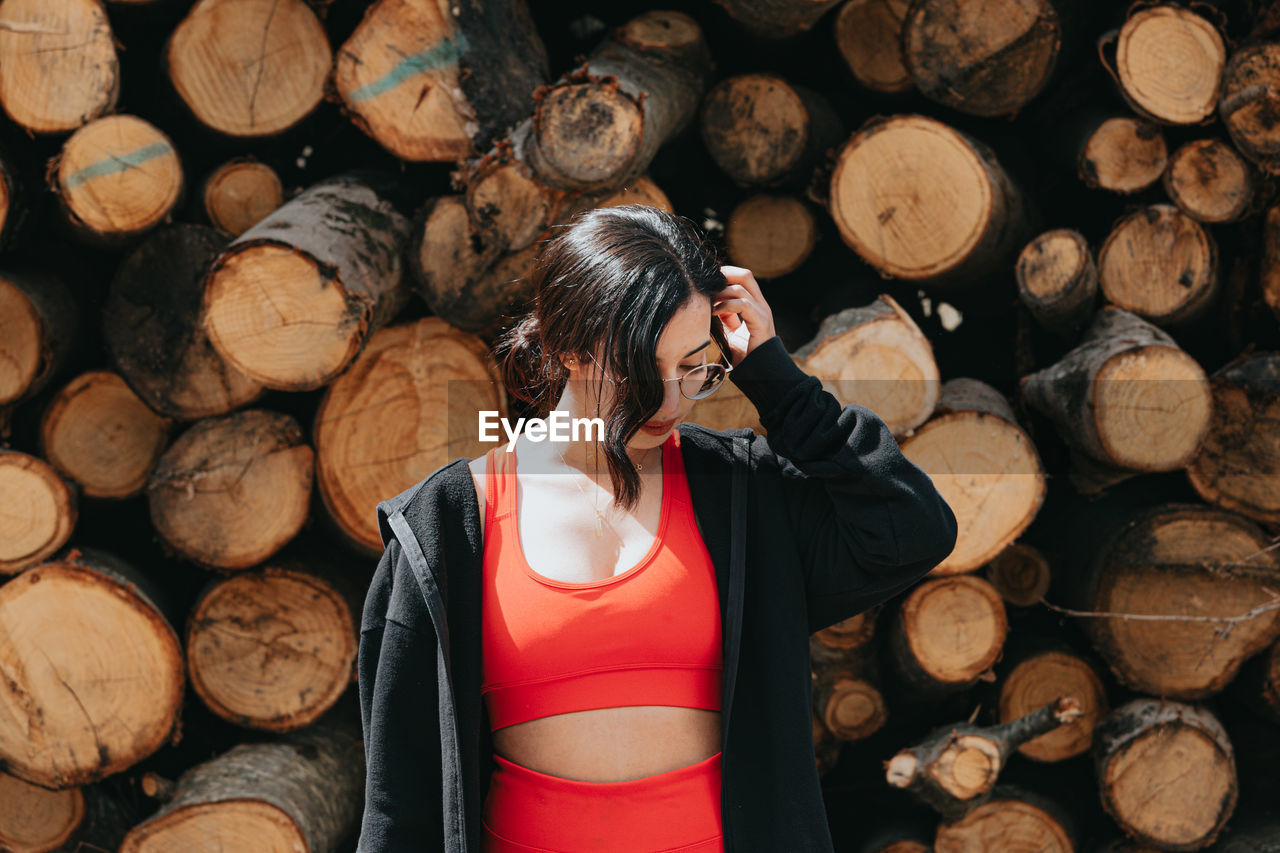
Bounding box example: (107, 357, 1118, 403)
(890, 574, 1008, 693)
(1236, 639, 1280, 724)
(203, 173, 411, 391)
(1186, 352, 1280, 525)
(0, 451, 76, 576)
(314, 318, 506, 553)
(1163, 139, 1256, 224)
(1094, 699, 1236, 850)
(0, 548, 183, 789)
(997, 649, 1107, 762)
(0, 265, 78, 408)
(0, 0, 119, 135)
(104, 224, 263, 421)
(900, 378, 1046, 575)
(902, 0, 1062, 118)
(147, 410, 314, 570)
(984, 542, 1052, 608)
(816, 673, 887, 741)
(1015, 228, 1098, 340)
(526, 11, 710, 192)
(1020, 307, 1212, 472)
(811, 609, 878, 660)
(1219, 43, 1280, 175)
(1097, 205, 1219, 327)
(186, 561, 358, 731)
(119, 709, 363, 853)
(1074, 503, 1280, 700)
(50, 115, 183, 246)
(1078, 116, 1168, 193)
(201, 158, 283, 237)
(1112, 5, 1226, 125)
(834, 0, 913, 95)
(830, 115, 1030, 284)
(934, 788, 1074, 853)
(39, 371, 171, 500)
(335, 0, 548, 162)
(700, 73, 842, 189)
(0, 769, 83, 852)
(166, 0, 330, 138)
(725, 194, 816, 279)
(793, 295, 941, 438)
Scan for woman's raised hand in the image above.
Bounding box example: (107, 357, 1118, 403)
(715, 266, 778, 366)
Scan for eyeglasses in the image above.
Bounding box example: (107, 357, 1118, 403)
(583, 350, 733, 400)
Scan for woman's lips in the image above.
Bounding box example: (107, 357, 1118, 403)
(642, 420, 675, 433)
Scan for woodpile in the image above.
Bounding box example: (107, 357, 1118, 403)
(1, 1, 1279, 851)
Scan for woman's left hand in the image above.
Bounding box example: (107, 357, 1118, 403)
(715, 266, 778, 367)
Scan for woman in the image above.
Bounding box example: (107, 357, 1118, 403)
(356, 205, 958, 852)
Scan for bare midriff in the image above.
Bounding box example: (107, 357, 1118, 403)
(492, 706, 722, 782)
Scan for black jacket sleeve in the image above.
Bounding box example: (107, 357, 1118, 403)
(357, 536, 445, 852)
(728, 335, 958, 634)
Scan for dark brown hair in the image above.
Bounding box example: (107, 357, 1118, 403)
(492, 204, 730, 511)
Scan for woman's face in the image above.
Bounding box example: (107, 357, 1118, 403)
(572, 297, 715, 448)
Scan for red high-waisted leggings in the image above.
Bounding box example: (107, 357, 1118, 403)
(481, 750, 724, 852)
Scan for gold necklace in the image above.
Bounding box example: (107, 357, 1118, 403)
(569, 445, 661, 538)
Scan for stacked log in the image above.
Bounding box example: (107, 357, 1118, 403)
(1, 1, 1279, 849)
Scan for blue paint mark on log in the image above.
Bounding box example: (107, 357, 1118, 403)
(64, 142, 173, 190)
(348, 32, 470, 102)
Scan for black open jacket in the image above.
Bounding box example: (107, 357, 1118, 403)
(356, 334, 959, 852)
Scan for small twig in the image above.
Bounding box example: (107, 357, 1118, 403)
(1039, 594, 1280, 625)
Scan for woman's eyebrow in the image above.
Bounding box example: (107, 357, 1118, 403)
(665, 340, 710, 363)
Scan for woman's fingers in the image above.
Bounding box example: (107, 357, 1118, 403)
(720, 265, 763, 298)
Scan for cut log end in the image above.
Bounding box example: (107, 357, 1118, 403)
(1081, 117, 1168, 193)
(0, 769, 85, 851)
(1164, 139, 1255, 224)
(834, 0, 913, 94)
(56, 115, 182, 242)
(204, 245, 364, 391)
(985, 542, 1052, 607)
(1115, 6, 1226, 125)
(203, 159, 284, 236)
(187, 568, 356, 732)
(999, 651, 1107, 762)
(0, 451, 76, 574)
(167, 0, 331, 138)
(1096, 699, 1237, 850)
(725, 194, 816, 279)
(831, 115, 1015, 282)
(0, 558, 183, 789)
(40, 370, 170, 500)
(895, 575, 1008, 689)
(0, 0, 118, 134)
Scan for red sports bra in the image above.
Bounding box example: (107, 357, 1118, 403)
(480, 430, 723, 731)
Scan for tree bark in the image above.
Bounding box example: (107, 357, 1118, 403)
(1020, 306, 1212, 474)
(104, 223, 263, 421)
(203, 171, 411, 391)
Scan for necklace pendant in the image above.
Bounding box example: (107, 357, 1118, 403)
(594, 513, 603, 538)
